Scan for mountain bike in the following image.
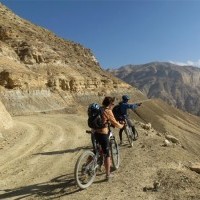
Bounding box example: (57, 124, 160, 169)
(74, 130, 119, 189)
(124, 117, 138, 147)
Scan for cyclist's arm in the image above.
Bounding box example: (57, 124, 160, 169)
(105, 110, 124, 129)
(127, 103, 140, 110)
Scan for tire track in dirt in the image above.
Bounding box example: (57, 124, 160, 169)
(0, 114, 89, 193)
(0, 121, 44, 171)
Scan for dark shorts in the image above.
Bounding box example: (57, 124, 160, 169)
(94, 132, 110, 158)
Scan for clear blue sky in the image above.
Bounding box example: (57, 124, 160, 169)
(1, 0, 200, 68)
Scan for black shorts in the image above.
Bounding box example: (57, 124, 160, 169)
(94, 132, 110, 158)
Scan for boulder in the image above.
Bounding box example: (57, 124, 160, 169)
(163, 139, 172, 147)
(188, 163, 200, 174)
(142, 123, 152, 130)
(165, 135, 180, 144)
(0, 100, 13, 130)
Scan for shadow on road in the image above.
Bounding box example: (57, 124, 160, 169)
(0, 173, 81, 200)
(33, 146, 91, 156)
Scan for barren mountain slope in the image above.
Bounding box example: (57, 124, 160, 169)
(108, 62, 200, 116)
(0, 99, 200, 200)
(0, 3, 133, 116)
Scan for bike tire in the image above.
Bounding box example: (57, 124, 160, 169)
(125, 126, 133, 147)
(110, 138, 120, 169)
(74, 150, 96, 189)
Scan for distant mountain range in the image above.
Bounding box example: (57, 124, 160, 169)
(108, 62, 200, 116)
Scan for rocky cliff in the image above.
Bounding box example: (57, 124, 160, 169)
(108, 62, 200, 116)
(0, 3, 143, 119)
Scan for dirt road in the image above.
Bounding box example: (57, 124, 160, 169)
(0, 113, 200, 200)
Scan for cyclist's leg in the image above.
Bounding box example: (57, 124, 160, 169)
(132, 126, 137, 139)
(119, 128, 123, 144)
(96, 133, 112, 178)
(132, 125, 135, 135)
(93, 132, 104, 171)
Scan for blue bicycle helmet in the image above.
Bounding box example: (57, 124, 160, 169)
(89, 103, 100, 110)
(122, 95, 130, 102)
(88, 103, 100, 116)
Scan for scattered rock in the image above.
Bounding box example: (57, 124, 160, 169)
(156, 132, 162, 137)
(163, 139, 172, 147)
(143, 181, 160, 192)
(188, 162, 200, 174)
(165, 135, 180, 144)
(153, 181, 160, 191)
(142, 123, 152, 130)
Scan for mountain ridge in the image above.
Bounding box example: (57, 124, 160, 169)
(108, 62, 200, 116)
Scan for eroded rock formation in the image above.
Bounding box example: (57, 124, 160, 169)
(0, 3, 143, 117)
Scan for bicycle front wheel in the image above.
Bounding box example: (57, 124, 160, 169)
(74, 150, 96, 189)
(110, 138, 120, 170)
(124, 126, 133, 147)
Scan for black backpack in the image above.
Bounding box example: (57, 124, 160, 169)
(112, 104, 123, 121)
(87, 103, 105, 129)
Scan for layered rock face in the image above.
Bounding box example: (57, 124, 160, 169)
(0, 3, 139, 117)
(109, 62, 200, 116)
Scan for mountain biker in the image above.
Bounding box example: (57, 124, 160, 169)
(93, 96, 124, 180)
(117, 95, 142, 145)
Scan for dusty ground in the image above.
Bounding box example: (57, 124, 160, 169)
(0, 110, 200, 200)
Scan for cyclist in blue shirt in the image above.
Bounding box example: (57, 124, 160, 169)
(118, 95, 142, 145)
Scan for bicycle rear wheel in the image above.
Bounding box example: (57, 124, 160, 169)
(74, 150, 96, 189)
(124, 126, 133, 147)
(110, 138, 120, 170)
